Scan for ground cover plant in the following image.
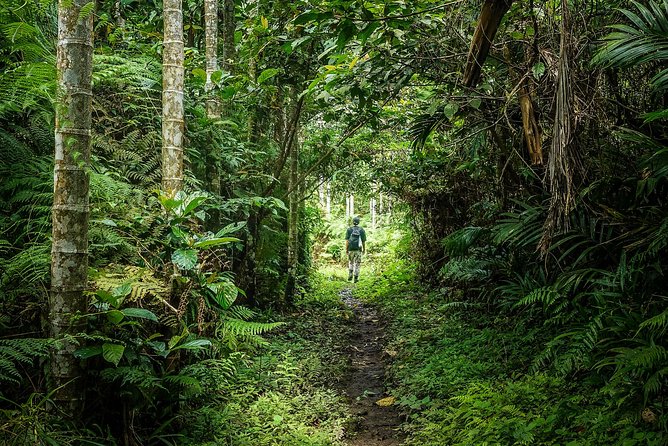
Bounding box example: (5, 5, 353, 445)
(355, 255, 666, 445)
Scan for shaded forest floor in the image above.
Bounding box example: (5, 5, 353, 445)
(181, 259, 665, 445)
(340, 288, 404, 446)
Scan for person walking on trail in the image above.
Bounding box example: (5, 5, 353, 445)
(346, 216, 366, 283)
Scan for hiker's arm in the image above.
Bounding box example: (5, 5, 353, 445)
(346, 239, 349, 253)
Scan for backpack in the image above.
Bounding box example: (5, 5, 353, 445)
(349, 226, 362, 250)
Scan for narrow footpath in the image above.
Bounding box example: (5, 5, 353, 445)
(340, 288, 404, 446)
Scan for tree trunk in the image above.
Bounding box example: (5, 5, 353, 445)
(162, 0, 184, 197)
(204, 0, 220, 229)
(326, 182, 331, 218)
(284, 123, 299, 304)
(463, 0, 514, 87)
(222, 0, 236, 73)
(371, 197, 376, 229)
(204, 0, 219, 119)
(51, 0, 94, 413)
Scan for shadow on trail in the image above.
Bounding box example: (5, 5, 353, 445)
(340, 287, 404, 446)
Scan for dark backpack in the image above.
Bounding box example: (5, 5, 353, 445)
(349, 226, 362, 250)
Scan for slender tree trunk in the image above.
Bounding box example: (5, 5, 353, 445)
(371, 197, 376, 229)
(285, 124, 299, 303)
(162, 0, 184, 197)
(222, 0, 236, 73)
(326, 182, 331, 218)
(51, 0, 94, 413)
(318, 177, 325, 208)
(204, 0, 219, 119)
(379, 191, 384, 215)
(350, 195, 354, 217)
(204, 0, 220, 229)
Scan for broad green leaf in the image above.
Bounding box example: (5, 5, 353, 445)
(95, 290, 117, 306)
(192, 68, 206, 82)
(172, 249, 198, 270)
(258, 68, 280, 84)
(102, 343, 125, 366)
(106, 310, 125, 324)
(444, 103, 459, 120)
(121, 308, 158, 322)
(112, 282, 132, 299)
(211, 70, 223, 84)
(193, 237, 240, 249)
(74, 345, 102, 359)
(215, 221, 246, 237)
(180, 195, 207, 217)
(470, 98, 482, 110)
(172, 339, 212, 351)
(532, 62, 546, 79)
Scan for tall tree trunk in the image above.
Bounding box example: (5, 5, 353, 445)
(326, 182, 331, 218)
(222, 0, 236, 73)
(204, 0, 219, 119)
(204, 0, 220, 229)
(162, 0, 184, 197)
(371, 197, 376, 229)
(285, 124, 299, 304)
(464, 0, 514, 87)
(51, 0, 94, 413)
(318, 176, 325, 208)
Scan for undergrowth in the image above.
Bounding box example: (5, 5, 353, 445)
(355, 260, 667, 446)
(181, 270, 354, 445)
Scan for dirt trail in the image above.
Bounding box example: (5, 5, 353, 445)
(340, 288, 404, 446)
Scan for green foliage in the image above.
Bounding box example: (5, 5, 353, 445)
(0, 338, 52, 387)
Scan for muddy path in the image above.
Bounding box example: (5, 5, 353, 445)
(340, 288, 404, 446)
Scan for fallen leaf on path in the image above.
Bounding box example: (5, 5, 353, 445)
(375, 396, 396, 407)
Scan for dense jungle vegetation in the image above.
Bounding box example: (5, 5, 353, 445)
(1, 0, 667, 444)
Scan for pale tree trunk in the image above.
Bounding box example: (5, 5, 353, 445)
(371, 197, 376, 229)
(285, 125, 300, 303)
(350, 195, 354, 218)
(318, 177, 325, 208)
(222, 0, 236, 73)
(162, 0, 184, 197)
(379, 192, 384, 215)
(204, 0, 220, 229)
(325, 182, 331, 218)
(345, 196, 350, 218)
(204, 0, 219, 119)
(51, 0, 94, 413)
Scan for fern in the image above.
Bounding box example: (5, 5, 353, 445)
(0, 338, 52, 386)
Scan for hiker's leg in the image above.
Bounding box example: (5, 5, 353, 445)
(353, 252, 362, 281)
(347, 252, 354, 281)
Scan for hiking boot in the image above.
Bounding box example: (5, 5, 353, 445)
(354, 276, 359, 283)
(348, 272, 353, 281)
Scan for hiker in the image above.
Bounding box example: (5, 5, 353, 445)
(345, 216, 367, 282)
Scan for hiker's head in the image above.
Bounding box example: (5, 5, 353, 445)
(352, 216, 360, 225)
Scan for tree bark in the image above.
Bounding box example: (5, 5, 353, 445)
(463, 0, 514, 87)
(222, 0, 236, 73)
(162, 0, 185, 197)
(51, 0, 94, 413)
(204, 0, 219, 119)
(284, 121, 300, 304)
(204, 0, 220, 229)
(326, 182, 331, 218)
